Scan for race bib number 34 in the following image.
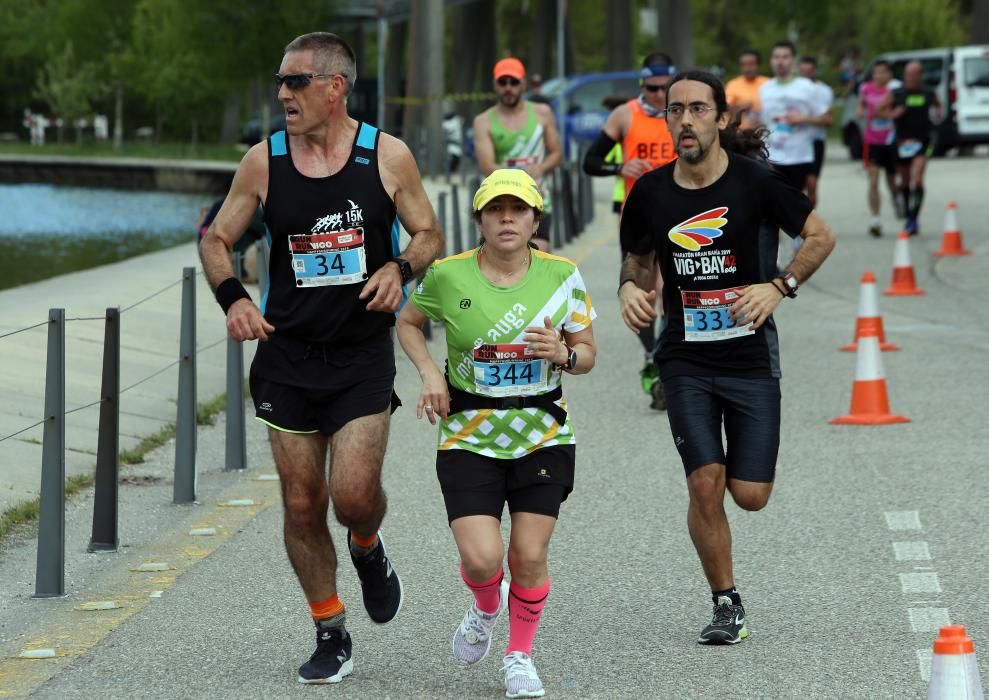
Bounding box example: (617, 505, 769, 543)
(681, 287, 755, 342)
(289, 229, 368, 287)
(473, 343, 548, 397)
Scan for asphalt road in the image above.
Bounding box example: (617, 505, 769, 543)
(1, 150, 987, 699)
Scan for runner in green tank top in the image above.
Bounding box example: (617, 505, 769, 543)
(396, 170, 596, 699)
(473, 57, 562, 252)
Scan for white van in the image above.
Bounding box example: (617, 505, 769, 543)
(840, 45, 989, 158)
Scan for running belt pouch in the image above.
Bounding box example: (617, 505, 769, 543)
(446, 381, 568, 427)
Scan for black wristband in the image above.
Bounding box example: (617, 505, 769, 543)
(771, 278, 788, 298)
(618, 278, 636, 294)
(215, 277, 251, 315)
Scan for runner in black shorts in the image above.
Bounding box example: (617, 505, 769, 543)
(397, 170, 597, 698)
(618, 70, 835, 645)
(891, 60, 942, 235)
(199, 32, 443, 686)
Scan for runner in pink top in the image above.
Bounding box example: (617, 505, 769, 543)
(857, 61, 898, 237)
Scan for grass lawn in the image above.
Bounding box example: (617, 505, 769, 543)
(0, 140, 247, 163)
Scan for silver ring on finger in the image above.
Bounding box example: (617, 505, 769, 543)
(424, 404, 433, 411)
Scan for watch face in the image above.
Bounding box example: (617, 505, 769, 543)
(785, 275, 798, 289)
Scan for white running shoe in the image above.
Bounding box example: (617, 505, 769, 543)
(452, 579, 509, 666)
(501, 651, 545, 698)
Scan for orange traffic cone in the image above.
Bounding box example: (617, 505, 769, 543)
(885, 231, 926, 296)
(829, 325, 910, 425)
(933, 202, 972, 257)
(840, 271, 900, 352)
(928, 625, 984, 699)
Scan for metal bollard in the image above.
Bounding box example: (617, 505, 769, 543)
(88, 307, 120, 553)
(225, 253, 247, 471)
(451, 184, 464, 254)
(560, 168, 577, 244)
(35, 308, 65, 597)
(550, 170, 563, 249)
(173, 268, 198, 504)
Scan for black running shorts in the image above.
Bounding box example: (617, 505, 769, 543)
(773, 163, 813, 192)
(866, 144, 897, 174)
(663, 375, 781, 483)
(436, 444, 575, 523)
(249, 332, 401, 436)
(811, 139, 826, 176)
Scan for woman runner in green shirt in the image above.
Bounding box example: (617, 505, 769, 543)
(396, 170, 596, 699)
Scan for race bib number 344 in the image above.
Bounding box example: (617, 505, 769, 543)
(289, 229, 368, 287)
(681, 287, 755, 342)
(473, 343, 548, 397)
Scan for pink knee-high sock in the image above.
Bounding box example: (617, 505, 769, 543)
(461, 564, 504, 614)
(506, 578, 550, 656)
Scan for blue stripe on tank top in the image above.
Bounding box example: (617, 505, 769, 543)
(260, 228, 273, 314)
(356, 123, 377, 150)
(390, 218, 408, 312)
(270, 130, 287, 156)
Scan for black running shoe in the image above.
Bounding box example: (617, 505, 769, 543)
(349, 531, 403, 624)
(298, 625, 353, 684)
(698, 596, 749, 644)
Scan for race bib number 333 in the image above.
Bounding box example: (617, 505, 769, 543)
(289, 229, 368, 287)
(473, 343, 548, 397)
(681, 287, 755, 342)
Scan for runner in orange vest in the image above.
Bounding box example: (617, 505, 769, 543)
(583, 51, 677, 410)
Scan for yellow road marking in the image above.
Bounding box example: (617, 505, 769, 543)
(0, 476, 277, 698)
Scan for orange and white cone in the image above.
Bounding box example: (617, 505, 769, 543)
(840, 271, 900, 352)
(829, 325, 910, 425)
(885, 231, 926, 296)
(928, 625, 984, 699)
(933, 202, 972, 257)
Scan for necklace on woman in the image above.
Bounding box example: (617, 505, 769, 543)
(479, 247, 530, 283)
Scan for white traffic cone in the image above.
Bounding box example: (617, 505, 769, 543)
(928, 625, 984, 699)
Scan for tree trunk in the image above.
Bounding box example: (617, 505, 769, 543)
(219, 90, 241, 144)
(384, 20, 407, 134)
(403, 4, 423, 160)
(527, 0, 555, 78)
(564, 1, 578, 75)
(452, 3, 481, 123)
(657, 0, 695, 69)
(972, 0, 989, 43)
(191, 118, 199, 156)
(113, 86, 124, 151)
(422, 0, 445, 177)
(607, 0, 634, 72)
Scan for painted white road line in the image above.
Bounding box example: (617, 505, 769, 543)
(908, 607, 951, 633)
(916, 649, 933, 682)
(893, 541, 931, 561)
(900, 572, 942, 594)
(885, 511, 922, 530)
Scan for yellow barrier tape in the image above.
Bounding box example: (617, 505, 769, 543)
(385, 91, 496, 106)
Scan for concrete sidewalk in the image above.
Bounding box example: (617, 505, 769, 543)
(1, 156, 988, 698)
(0, 175, 475, 516)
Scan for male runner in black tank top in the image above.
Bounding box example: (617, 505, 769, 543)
(199, 32, 443, 685)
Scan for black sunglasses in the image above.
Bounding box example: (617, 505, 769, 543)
(496, 77, 522, 87)
(643, 83, 665, 93)
(274, 72, 335, 91)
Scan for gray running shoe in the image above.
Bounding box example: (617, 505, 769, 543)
(452, 579, 509, 666)
(502, 651, 545, 698)
(698, 595, 749, 644)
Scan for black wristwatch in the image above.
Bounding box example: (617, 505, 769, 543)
(780, 271, 799, 298)
(556, 346, 577, 372)
(390, 257, 414, 285)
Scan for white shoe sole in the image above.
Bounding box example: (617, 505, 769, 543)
(506, 687, 545, 698)
(297, 658, 354, 684)
(452, 578, 509, 667)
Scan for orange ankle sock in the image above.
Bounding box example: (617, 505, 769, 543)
(350, 531, 378, 549)
(309, 593, 345, 621)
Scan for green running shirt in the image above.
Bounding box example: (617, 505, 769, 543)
(410, 248, 596, 458)
(488, 103, 553, 212)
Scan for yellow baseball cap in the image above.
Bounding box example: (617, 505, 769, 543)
(472, 169, 544, 212)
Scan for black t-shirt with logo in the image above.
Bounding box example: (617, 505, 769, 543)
(620, 152, 812, 379)
(892, 87, 937, 142)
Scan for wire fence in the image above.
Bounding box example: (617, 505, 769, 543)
(0, 271, 223, 445)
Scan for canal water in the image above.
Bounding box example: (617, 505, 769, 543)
(0, 184, 210, 290)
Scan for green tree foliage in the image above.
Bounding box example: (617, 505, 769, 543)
(34, 41, 99, 143)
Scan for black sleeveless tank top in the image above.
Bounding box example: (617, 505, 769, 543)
(261, 123, 399, 345)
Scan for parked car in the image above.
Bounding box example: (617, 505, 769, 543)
(840, 45, 989, 159)
(540, 71, 641, 155)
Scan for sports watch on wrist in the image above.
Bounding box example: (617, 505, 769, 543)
(780, 271, 799, 298)
(390, 257, 414, 285)
(556, 346, 577, 371)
